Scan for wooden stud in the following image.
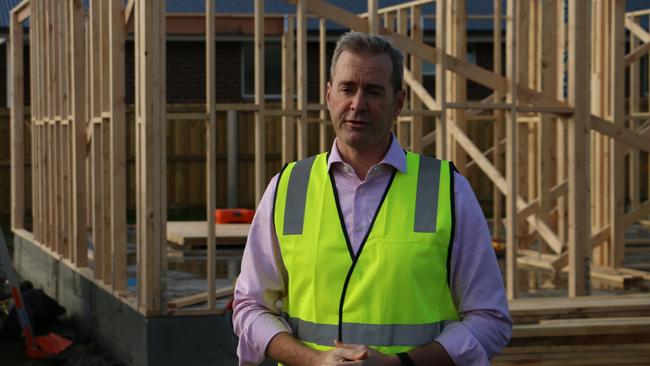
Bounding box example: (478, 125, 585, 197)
(435, 0, 447, 159)
(254, 0, 266, 204)
(206, 0, 217, 310)
(609, 0, 625, 268)
(505, 0, 520, 299)
(448, 1, 467, 170)
(296, 0, 308, 160)
(319, 17, 328, 152)
(397, 8, 408, 148)
(281, 15, 295, 164)
(368, 0, 378, 35)
(70, 0, 88, 268)
(537, 0, 558, 249)
(410, 5, 423, 153)
(567, 0, 592, 297)
(628, 17, 641, 212)
(227, 110, 238, 208)
(101, 0, 113, 286)
(135, 0, 167, 315)
(110, 0, 127, 292)
(10, 10, 24, 231)
(492, 0, 503, 239)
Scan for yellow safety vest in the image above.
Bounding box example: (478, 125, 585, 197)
(274, 151, 459, 355)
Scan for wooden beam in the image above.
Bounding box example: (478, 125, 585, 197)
(625, 41, 650, 66)
(403, 68, 436, 111)
(254, 0, 266, 204)
(624, 17, 650, 42)
(538, 0, 558, 240)
(410, 4, 423, 153)
(13, 0, 31, 23)
(110, 0, 127, 292)
(435, 0, 447, 159)
(610, 0, 627, 268)
(69, 0, 88, 267)
(296, 0, 308, 160)
(206, 0, 217, 310)
(318, 17, 328, 152)
(622, 199, 650, 228)
(292, 0, 574, 116)
(493, 0, 504, 241)
(505, 0, 519, 300)
(358, 0, 434, 17)
(167, 286, 235, 309)
(135, 0, 166, 315)
(629, 23, 641, 212)
(448, 122, 562, 254)
(368, 0, 378, 35)
(282, 19, 296, 164)
(567, 0, 591, 297)
(125, 0, 135, 27)
(10, 11, 24, 231)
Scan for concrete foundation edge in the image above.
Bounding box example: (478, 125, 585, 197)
(12, 233, 240, 366)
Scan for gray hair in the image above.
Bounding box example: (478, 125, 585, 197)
(330, 31, 404, 94)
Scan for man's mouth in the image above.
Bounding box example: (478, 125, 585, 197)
(345, 120, 367, 127)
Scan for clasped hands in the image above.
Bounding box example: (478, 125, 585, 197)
(312, 340, 399, 366)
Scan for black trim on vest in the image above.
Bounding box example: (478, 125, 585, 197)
(272, 163, 289, 235)
(331, 168, 397, 342)
(328, 170, 355, 259)
(446, 162, 458, 286)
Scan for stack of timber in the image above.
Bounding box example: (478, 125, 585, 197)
(493, 295, 650, 365)
(517, 249, 650, 290)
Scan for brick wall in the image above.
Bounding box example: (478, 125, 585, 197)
(126, 41, 244, 104)
(0, 39, 495, 108)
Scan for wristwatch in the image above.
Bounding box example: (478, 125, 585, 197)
(396, 352, 416, 366)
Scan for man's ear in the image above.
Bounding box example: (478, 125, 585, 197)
(393, 89, 406, 117)
(326, 81, 332, 105)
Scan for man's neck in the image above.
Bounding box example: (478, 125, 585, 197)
(336, 137, 391, 181)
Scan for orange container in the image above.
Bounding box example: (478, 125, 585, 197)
(215, 209, 255, 224)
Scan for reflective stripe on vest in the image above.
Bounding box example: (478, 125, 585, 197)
(274, 151, 459, 353)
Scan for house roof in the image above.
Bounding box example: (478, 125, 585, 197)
(1, 0, 649, 33)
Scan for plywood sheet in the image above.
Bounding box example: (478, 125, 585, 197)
(166, 221, 250, 247)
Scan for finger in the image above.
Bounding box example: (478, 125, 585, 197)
(333, 347, 368, 361)
(339, 361, 363, 366)
(335, 341, 366, 351)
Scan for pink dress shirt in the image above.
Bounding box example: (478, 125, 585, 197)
(233, 136, 512, 365)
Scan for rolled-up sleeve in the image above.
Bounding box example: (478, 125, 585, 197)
(232, 175, 293, 366)
(435, 172, 513, 365)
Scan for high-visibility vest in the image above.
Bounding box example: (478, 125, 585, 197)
(274, 151, 459, 355)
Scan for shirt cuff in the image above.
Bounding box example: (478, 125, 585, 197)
(237, 313, 292, 366)
(436, 321, 490, 366)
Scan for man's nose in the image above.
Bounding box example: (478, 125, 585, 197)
(350, 90, 367, 111)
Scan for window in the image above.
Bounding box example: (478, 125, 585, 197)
(241, 41, 282, 99)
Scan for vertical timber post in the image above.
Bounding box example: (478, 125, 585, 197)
(567, 0, 591, 297)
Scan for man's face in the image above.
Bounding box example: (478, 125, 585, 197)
(326, 51, 405, 152)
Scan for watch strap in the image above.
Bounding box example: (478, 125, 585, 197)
(396, 352, 416, 366)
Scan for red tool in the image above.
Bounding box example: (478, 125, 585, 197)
(0, 229, 73, 359)
(215, 209, 255, 224)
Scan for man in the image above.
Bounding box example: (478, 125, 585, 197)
(233, 32, 511, 366)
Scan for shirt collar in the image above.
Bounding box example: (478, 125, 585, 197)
(327, 134, 407, 174)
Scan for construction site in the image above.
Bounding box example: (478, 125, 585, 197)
(1, 0, 650, 365)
